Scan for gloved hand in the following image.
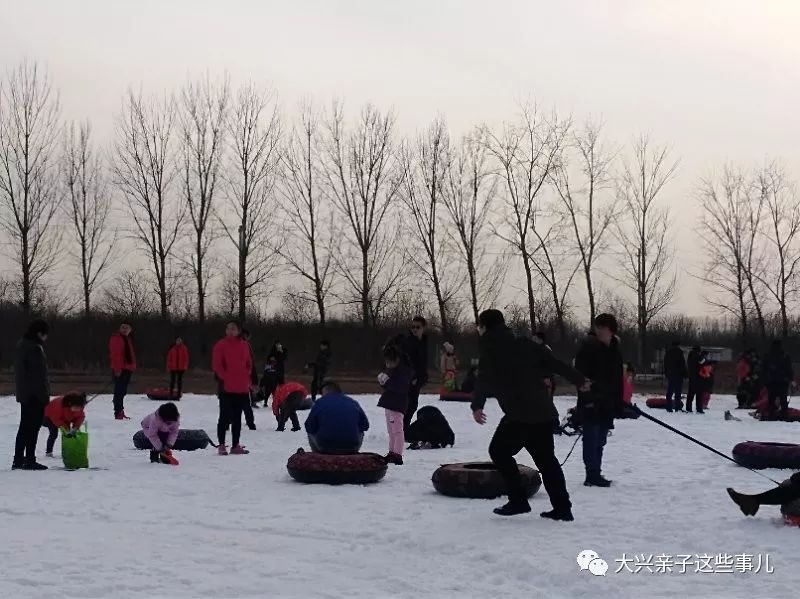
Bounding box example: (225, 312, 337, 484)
(377, 372, 390, 386)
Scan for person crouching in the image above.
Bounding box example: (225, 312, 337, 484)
(141, 402, 180, 465)
(43, 392, 87, 458)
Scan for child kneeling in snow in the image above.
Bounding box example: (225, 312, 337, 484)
(141, 402, 180, 465)
(378, 344, 412, 465)
(44, 392, 87, 457)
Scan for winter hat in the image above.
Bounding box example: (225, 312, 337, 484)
(443, 342, 455, 353)
(26, 319, 50, 337)
(478, 309, 505, 330)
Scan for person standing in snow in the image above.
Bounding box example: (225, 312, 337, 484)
(109, 322, 136, 420)
(400, 316, 429, 432)
(166, 336, 189, 398)
(141, 402, 180, 465)
(684, 345, 702, 413)
(267, 341, 288, 385)
(212, 321, 254, 455)
(378, 344, 413, 465)
(472, 309, 588, 519)
(13, 320, 51, 471)
(760, 339, 794, 420)
(240, 329, 258, 430)
(663, 339, 687, 412)
(307, 340, 332, 403)
(574, 313, 625, 488)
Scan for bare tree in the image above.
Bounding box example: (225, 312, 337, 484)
(101, 269, 157, 317)
(551, 118, 617, 326)
(62, 121, 115, 316)
(696, 165, 767, 338)
(113, 89, 182, 320)
(178, 75, 229, 324)
(616, 135, 678, 366)
(323, 102, 404, 327)
(0, 61, 62, 314)
(487, 103, 570, 331)
(278, 100, 334, 325)
(755, 162, 800, 339)
(222, 82, 282, 323)
(400, 117, 462, 333)
(442, 128, 505, 324)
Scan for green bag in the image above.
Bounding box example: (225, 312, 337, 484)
(61, 423, 89, 470)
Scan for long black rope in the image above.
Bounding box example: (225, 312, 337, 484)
(560, 433, 582, 467)
(633, 406, 780, 485)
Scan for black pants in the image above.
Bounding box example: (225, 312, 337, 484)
(403, 384, 422, 432)
(113, 369, 132, 414)
(169, 371, 184, 396)
(261, 381, 278, 407)
(308, 433, 363, 454)
(766, 384, 789, 419)
(685, 378, 698, 411)
(43, 417, 60, 454)
(243, 395, 255, 428)
(217, 393, 248, 447)
(748, 472, 800, 505)
(14, 402, 45, 462)
(277, 399, 300, 431)
(488, 417, 571, 511)
(311, 369, 327, 402)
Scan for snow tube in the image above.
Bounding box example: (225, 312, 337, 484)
(752, 392, 800, 421)
(287, 448, 388, 484)
(732, 441, 800, 470)
(431, 462, 541, 499)
(439, 391, 473, 402)
(146, 388, 179, 401)
(646, 396, 668, 409)
(133, 429, 211, 451)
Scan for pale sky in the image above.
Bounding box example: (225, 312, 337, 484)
(2, 0, 799, 319)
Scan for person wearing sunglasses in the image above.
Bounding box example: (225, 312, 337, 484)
(400, 316, 429, 432)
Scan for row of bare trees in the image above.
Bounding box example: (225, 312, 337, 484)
(698, 161, 800, 341)
(12, 60, 789, 364)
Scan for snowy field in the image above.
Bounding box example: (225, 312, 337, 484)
(0, 392, 797, 599)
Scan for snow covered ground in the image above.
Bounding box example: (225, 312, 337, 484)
(0, 392, 797, 599)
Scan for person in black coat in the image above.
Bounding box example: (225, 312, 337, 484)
(663, 340, 687, 412)
(471, 309, 587, 520)
(760, 340, 794, 419)
(684, 345, 702, 412)
(307, 340, 331, 402)
(574, 314, 624, 488)
(13, 320, 51, 470)
(400, 316, 429, 432)
(267, 341, 288, 385)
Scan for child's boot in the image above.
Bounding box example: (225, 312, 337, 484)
(218, 444, 229, 456)
(160, 450, 179, 466)
(230, 445, 250, 455)
(150, 450, 160, 463)
(385, 452, 403, 465)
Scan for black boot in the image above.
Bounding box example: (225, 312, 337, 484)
(727, 488, 759, 516)
(493, 500, 531, 516)
(11, 457, 24, 470)
(540, 508, 574, 521)
(584, 474, 612, 487)
(23, 459, 48, 471)
(150, 450, 160, 463)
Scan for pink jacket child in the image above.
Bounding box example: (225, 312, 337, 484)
(622, 363, 635, 405)
(141, 402, 180, 465)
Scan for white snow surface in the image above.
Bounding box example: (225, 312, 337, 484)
(0, 393, 797, 599)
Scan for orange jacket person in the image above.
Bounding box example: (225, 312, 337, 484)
(166, 336, 190, 398)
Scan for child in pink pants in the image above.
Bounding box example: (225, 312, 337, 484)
(377, 344, 413, 465)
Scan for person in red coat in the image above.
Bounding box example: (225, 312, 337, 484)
(212, 321, 254, 455)
(166, 336, 190, 398)
(272, 381, 308, 432)
(43, 392, 87, 458)
(109, 323, 136, 420)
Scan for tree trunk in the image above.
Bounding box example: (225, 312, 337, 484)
(361, 246, 369, 328)
(584, 264, 596, 327)
(521, 250, 536, 333)
(22, 232, 31, 315)
(196, 237, 206, 325)
(467, 250, 479, 325)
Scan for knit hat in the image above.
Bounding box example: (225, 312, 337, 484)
(26, 319, 49, 337)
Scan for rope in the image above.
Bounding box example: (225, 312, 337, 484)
(560, 433, 582, 467)
(634, 406, 781, 485)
